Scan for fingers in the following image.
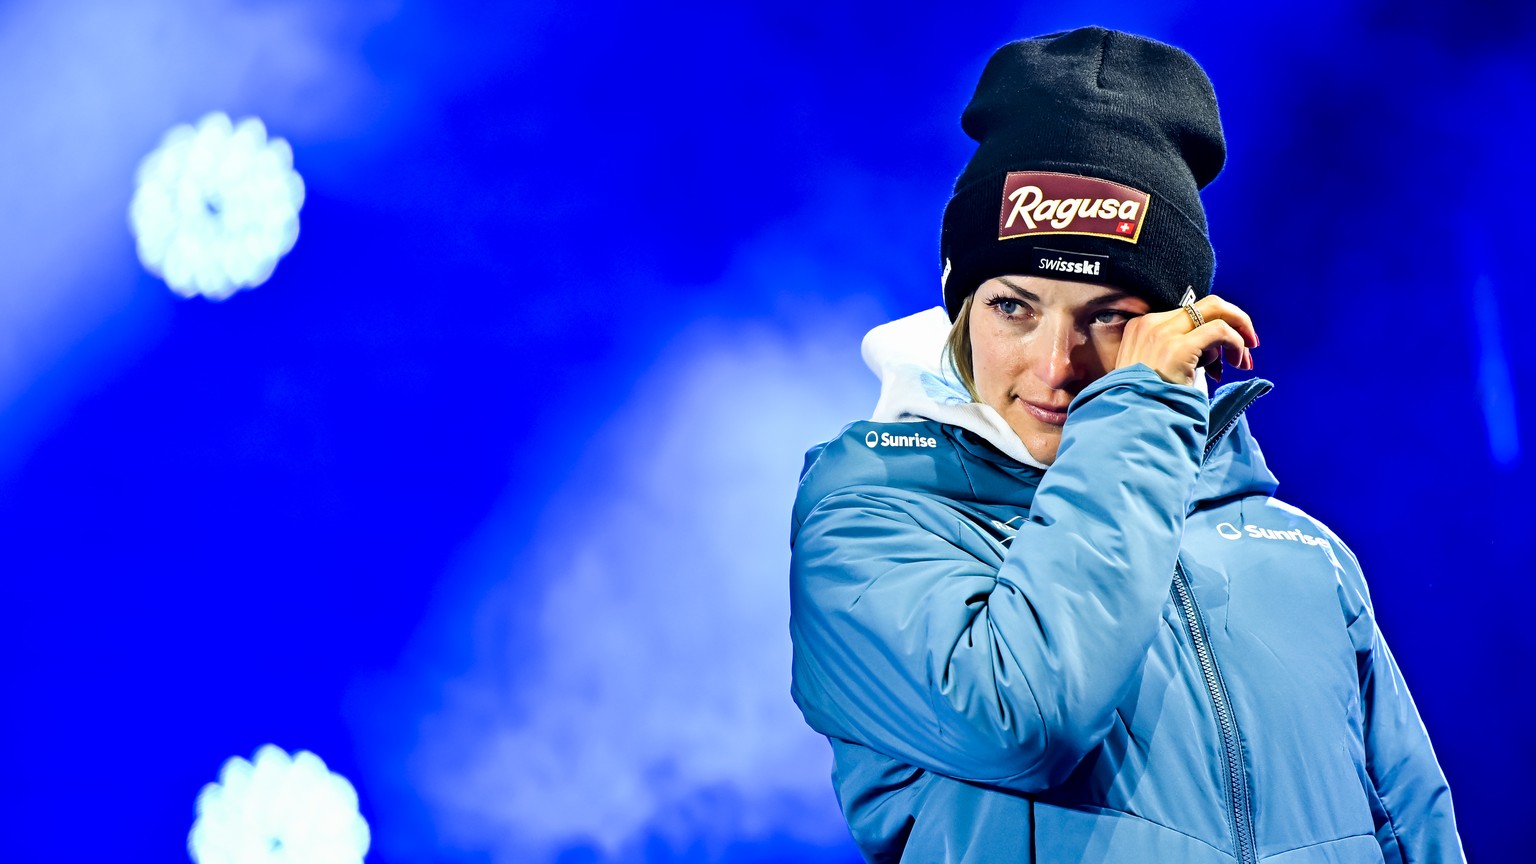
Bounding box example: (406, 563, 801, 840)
(1195, 319, 1249, 373)
(1187, 296, 1257, 379)
(1193, 295, 1258, 349)
(1114, 292, 1258, 386)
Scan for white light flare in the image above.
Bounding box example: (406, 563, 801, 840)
(188, 744, 370, 864)
(129, 112, 305, 300)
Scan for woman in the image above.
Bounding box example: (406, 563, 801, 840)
(787, 27, 1463, 864)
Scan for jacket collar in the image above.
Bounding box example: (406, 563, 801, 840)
(1193, 378, 1279, 508)
(862, 307, 1051, 470)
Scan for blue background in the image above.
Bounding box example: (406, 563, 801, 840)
(0, 1, 1529, 861)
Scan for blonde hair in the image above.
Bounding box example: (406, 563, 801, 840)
(943, 292, 980, 402)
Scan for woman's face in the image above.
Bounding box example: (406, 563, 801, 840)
(969, 275, 1151, 465)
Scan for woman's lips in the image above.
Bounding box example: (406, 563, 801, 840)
(1020, 399, 1070, 426)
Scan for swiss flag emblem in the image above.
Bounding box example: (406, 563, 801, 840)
(1116, 221, 1135, 235)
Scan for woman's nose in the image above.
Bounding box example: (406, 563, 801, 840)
(1031, 319, 1085, 390)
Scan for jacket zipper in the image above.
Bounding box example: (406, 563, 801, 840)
(1202, 380, 1271, 463)
(1176, 379, 1269, 864)
(1171, 562, 1255, 864)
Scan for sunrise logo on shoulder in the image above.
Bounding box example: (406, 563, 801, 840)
(998, 171, 1151, 243)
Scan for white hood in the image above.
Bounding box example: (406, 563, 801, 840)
(861, 306, 1050, 471)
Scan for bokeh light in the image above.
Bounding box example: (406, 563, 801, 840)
(129, 112, 305, 300)
(188, 745, 369, 864)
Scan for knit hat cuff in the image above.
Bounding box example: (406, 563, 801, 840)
(941, 162, 1215, 320)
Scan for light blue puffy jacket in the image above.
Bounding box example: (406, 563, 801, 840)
(788, 357, 1463, 863)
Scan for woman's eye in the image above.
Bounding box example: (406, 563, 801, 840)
(1092, 309, 1134, 326)
(988, 297, 1027, 318)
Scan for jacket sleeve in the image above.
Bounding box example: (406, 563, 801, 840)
(789, 365, 1207, 791)
(1337, 544, 1466, 864)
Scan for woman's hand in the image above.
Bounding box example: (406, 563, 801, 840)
(1115, 294, 1258, 386)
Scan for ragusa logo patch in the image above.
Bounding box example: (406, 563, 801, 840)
(998, 171, 1151, 243)
(865, 430, 938, 449)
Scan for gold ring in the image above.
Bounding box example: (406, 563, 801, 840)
(1183, 302, 1204, 330)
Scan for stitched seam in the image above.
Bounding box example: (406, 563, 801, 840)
(947, 429, 983, 501)
(1268, 831, 1376, 856)
(1094, 31, 1109, 89)
(1054, 803, 1228, 856)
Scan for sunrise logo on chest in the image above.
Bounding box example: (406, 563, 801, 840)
(998, 171, 1151, 243)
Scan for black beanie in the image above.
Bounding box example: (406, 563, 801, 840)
(940, 27, 1226, 320)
